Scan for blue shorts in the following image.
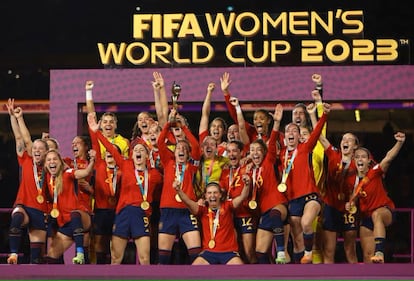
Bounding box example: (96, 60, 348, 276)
(47, 215, 59, 238)
(58, 221, 74, 237)
(258, 209, 284, 234)
(322, 204, 358, 232)
(93, 208, 115, 236)
(288, 193, 321, 217)
(112, 205, 150, 239)
(198, 250, 240, 264)
(159, 208, 199, 236)
(21, 205, 47, 231)
(360, 207, 395, 231)
(234, 216, 257, 234)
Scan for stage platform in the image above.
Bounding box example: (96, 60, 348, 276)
(1, 264, 414, 280)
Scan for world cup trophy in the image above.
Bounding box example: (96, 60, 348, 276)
(170, 81, 181, 125)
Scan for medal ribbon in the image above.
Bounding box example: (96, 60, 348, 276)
(349, 175, 370, 203)
(106, 167, 118, 196)
(337, 160, 351, 199)
(281, 149, 297, 185)
(50, 176, 58, 209)
(251, 167, 262, 202)
(202, 159, 215, 187)
(33, 160, 44, 196)
(135, 169, 148, 201)
(175, 163, 186, 189)
(208, 208, 220, 241)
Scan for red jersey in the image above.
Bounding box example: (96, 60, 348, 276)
(96, 131, 163, 216)
(15, 151, 48, 212)
(323, 145, 357, 212)
(64, 157, 93, 214)
(346, 164, 395, 218)
(279, 114, 327, 200)
(46, 169, 81, 227)
(251, 129, 287, 214)
(89, 127, 120, 210)
(158, 123, 200, 209)
(197, 200, 239, 252)
(220, 166, 256, 218)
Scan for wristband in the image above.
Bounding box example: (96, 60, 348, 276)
(235, 105, 242, 114)
(86, 90, 93, 100)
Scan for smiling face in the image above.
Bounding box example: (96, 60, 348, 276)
(284, 123, 300, 149)
(202, 136, 218, 160)
(249, 141, 265, 167)
(226, 142, 242, 168)
(292, 105, 307, 127)
(137, 112, 153, 135)
(253, 110, 270, 136)
(71, 136, 88, 159)
(205, 183, 222, 209)
(148, 123, 161, 147)
(354, 148, 371, 176)
(45, 150, 63, 177)
(132, 143, 149, 167)
(32, 139, 48, 165)
(299, 126, 311, 143)
(340, 133, 359, 157)
(100, 113, 117, 138)
(227, 124, 240, 142)
(175, 140, 190, 164)
(209, 118, 226, 143)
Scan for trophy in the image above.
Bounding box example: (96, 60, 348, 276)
(170, 81, 181, 125)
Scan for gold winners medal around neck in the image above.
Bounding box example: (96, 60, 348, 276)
(360, 190, 367, 197)
(50, 208, 60, 218)
(108, 196, 117, 206)
(141, 200, 150, 211)
(36, 194, 44, 204)
(348, 204, 357, 214)
(248, 200, 257, 210)
(175, 194, 182, 202)
(277, 183, 287, 193)
(337, 193, 345, 201)
(208, 239, 216, 249)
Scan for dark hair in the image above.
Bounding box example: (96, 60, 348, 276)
(250, 138, 268, 155)
(228, 140, 244, 151)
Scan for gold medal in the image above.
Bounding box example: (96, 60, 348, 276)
(208, 239, 216, 249)
(360, 190, 367, 197)
(36, 194, 44, 204)
(108, 196, 117, 206)
(141, 200, 150, 210)
(348, 204, 357, 214)
(337, 193, 345, 201)
(50, 208, 60, 218)
(175, 194, 182, 202)
(277, 183, 287, 193)
(248, 200, 257, 210)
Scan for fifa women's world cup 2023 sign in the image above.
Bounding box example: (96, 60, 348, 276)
(97, 10, 408, 66)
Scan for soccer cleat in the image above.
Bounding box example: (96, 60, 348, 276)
(370, 251, 384, 263)
(72, 252, 85, 264)
(7, 253, 18, 264)
(300, 252, 313, 264)
(275, 251, 287, 264)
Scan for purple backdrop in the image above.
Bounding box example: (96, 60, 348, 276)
(50, 65, 414, 156)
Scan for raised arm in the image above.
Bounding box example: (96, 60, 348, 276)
(229, 97, 249, 145)
(6, 99, 25, 157)
(379, 132, 405, 173)
(152, 72, 168, 127)
(85, 80, 96, 114)
(199, 82, 215, 135)
(74, 149, 96, 179)
(231, 174, 251, 209)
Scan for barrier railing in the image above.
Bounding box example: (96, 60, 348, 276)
(0, 207, 413, 263)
